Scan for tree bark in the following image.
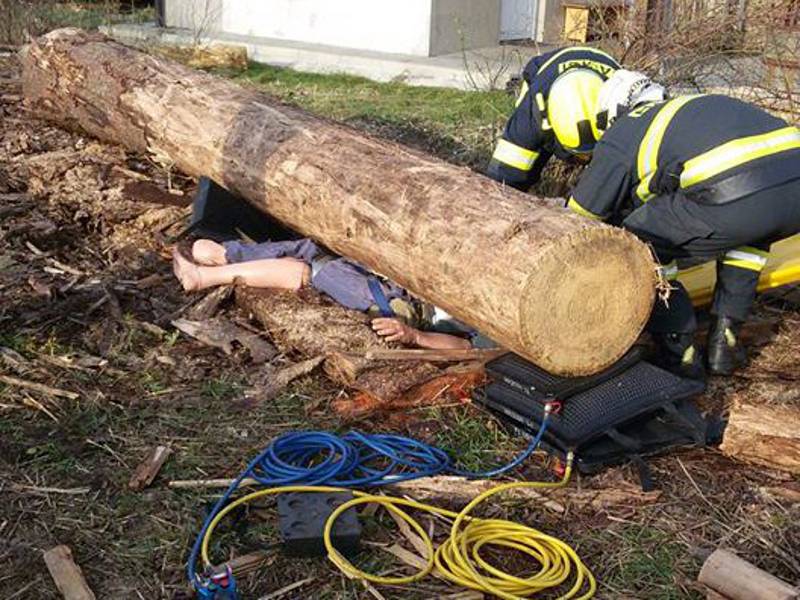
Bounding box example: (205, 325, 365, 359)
(21, 29, 657, 375)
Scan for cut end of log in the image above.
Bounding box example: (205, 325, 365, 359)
(520, 227, 656, 375)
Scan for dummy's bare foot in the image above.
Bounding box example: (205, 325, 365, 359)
(173, 249, 205, 291)
(192, 239, 227, 266)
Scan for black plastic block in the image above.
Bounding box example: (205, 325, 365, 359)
(277, 492, 361, 558)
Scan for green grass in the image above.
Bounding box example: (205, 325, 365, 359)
(602, 525, 700, 599)
(233, 64, 514, 169)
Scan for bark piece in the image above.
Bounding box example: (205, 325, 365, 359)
(0, 375, 79, 400)
(43, 545, 96, 600)
(720, 396, 800, 474)
(241, 356, 324, 407)
(171, 317, 276, 363)
(698, 549, 798, 600)
(185, 285, 233, 320)
(128, 445, 172, 490)
(22, 29, 657, 376)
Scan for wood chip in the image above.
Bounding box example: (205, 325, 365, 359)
(128, 446, 172, 490)
(0, 375, 79, 400)
(185, 285, 233, 320)
(172, 317, 277, 363)
(223, 551, 275, 578)
(43, 545, 96, 600)
(242, 356, 324, 406)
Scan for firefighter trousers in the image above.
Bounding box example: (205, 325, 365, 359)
(622, 177, 800, 334)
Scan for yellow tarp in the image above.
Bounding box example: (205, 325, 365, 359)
(681, 233, 800, 306)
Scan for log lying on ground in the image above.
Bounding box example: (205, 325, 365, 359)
(720, 396, 800, 475)
(21, 29, 657, 375)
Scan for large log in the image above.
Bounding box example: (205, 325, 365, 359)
(21, 29, 657, 375)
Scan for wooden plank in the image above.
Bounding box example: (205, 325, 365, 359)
(43, 545, 96, 600)
(363, 347, 505, 363)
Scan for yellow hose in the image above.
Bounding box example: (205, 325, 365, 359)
(200, 454, 596, 599)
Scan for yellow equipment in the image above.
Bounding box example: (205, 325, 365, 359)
(548, 69, 604, 154)
(682, 233, 800, 306)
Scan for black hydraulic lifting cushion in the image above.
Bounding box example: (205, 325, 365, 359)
(190, 177, 299, 243)
(483, 360, 704, 446)
(476, 351, 707, 474)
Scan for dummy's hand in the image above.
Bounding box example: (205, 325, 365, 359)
(371, 318, 419, 345)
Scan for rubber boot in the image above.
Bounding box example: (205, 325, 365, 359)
(652, 332, 706, 381)
(707, 316, 748, 376)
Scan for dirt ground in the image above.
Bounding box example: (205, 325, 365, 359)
(1, 52, 799, 600)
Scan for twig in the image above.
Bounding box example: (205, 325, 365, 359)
(0, 375, 79, 400)
(256, 577, 314, 600)
(10, 484, 91, 495)
(21, 394, 59, 422)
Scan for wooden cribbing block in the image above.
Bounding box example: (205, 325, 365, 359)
(43, 545, 96, 600)
(698, 549, 798, 600)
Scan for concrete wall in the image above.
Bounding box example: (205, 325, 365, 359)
(430, 0, 501, 56)
(164, 0, 502, 56)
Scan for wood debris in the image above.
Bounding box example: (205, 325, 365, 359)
(242, 356, 324, 407)
(0, 374, 79, 400)
(43, 545, 96, 600)
(171, 317, 277, 363)
(128, 445, 172, 490)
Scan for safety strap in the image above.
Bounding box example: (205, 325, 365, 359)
(368, 277, 394, 317)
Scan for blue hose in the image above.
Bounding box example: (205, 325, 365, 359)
(187, 415, 550, 588)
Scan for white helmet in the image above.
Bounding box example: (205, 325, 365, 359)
(595, 70, 667, 133)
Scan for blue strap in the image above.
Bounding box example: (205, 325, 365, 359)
(368, 277, 394, 317)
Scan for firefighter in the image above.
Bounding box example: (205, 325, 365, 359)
(487, 46, 621, 191)
(567, 70, 800, 377)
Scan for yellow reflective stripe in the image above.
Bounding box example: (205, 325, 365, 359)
(635, 95, 703, 202)
(492, 139, 539, 171)
(567, 197, 603, 220)
(515, 80, 529, 108)
(535, 46, 608, 75)
(660, 261, 679, 280)
(723, 247, 770, 271)
(680, 126, 800, 188)
(535, 92, 546, 112)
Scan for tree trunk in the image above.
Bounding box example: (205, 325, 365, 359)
(21, 29, 657, 375)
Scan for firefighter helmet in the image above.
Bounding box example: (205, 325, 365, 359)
(547, 69, 605, 154)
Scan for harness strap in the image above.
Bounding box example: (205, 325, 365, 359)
(368, 277, 395, 318)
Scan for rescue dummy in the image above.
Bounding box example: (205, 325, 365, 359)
(172, 239, 494, 351)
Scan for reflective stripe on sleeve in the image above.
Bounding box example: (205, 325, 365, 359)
(492, 139, 539, 171)
(635, 95, 703, 202)
(680, 126, 800, 188)
(515, 80, 530, 108)
(722, 246, 770, 271)
(567, 197, 603, 220)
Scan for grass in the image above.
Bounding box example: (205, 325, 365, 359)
(233, 64, 515, 169)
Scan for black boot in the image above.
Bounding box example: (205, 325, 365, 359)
(707, 316, 747, 375)
(652, 332, 706, 381)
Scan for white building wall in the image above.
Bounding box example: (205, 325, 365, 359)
(221, 0, 433, 56)
(165, 0, 503, 57)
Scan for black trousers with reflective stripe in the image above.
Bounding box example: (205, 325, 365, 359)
(622, 178, 800, 332)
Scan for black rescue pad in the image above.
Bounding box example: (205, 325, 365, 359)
(189, 177, 299, 243)
(474, 349, 708, 480)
